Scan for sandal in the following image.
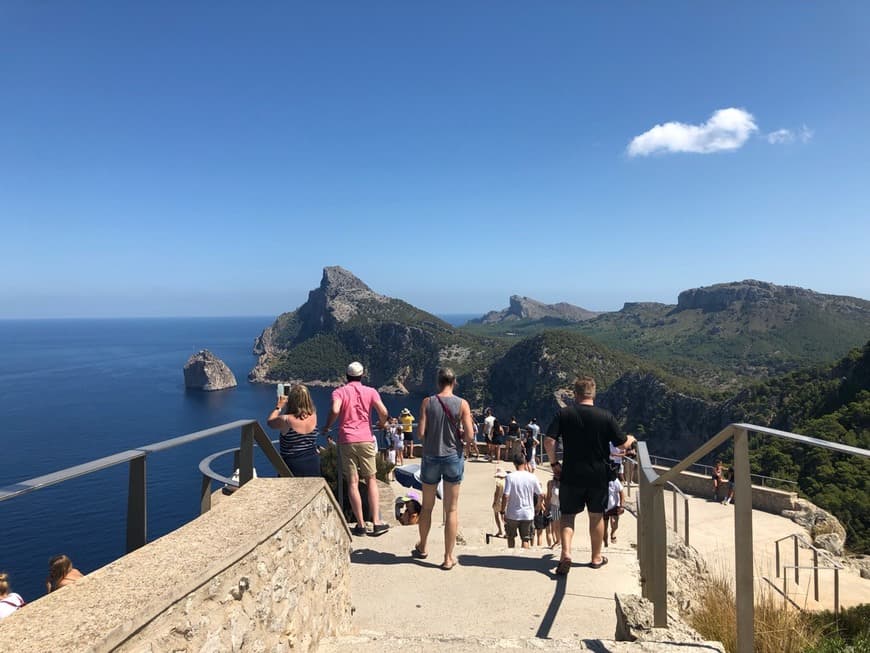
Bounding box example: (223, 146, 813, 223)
(440, 561, 456, 571)
(555, 558, 572, 575)
(589, 556, 608, 569)
(411, 545, 428, 559)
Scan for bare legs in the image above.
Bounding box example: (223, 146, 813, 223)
(347, 473, 382, 527)
(415, 482, 438, 556)
(559, 511, 605, 565)
(416, 481, 461, 568)
(588, 512, 604, 564)
(559, 513, 575, 563)
(347, 472, 364, 527)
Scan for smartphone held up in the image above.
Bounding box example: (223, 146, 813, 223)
(276, 383, 291, 397)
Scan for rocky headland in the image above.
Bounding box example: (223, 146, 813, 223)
(245, 268, 870, 552)
(248, 266, 497, 395)
(469, 294, 599, 324)
(183, 350, 237, 391)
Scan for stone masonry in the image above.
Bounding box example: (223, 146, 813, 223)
(1, 478, 352, 652)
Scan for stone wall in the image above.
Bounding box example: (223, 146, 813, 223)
(1, 478, 352, 652)
(652, 465, 798, 514)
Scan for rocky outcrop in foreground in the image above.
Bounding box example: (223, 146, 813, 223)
(183, 350, 237, 391)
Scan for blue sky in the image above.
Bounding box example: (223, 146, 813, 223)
(2, 2, 868, 318)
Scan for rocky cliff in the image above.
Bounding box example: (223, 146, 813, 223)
(470, 295, 598, 325)
(249, 267, 501, 394)
(183, 350, 237, 391)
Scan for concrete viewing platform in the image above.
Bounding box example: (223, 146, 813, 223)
(325, 458, 870, 651)
(330, 458, 644, 648)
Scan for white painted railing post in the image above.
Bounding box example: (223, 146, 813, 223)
(733, 427, 754, 653)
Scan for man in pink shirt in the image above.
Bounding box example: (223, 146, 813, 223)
(324, 361, 391, 536)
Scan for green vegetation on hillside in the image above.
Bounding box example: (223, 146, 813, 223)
(462, 285, 870, 391)
(736, 342, 870, 553)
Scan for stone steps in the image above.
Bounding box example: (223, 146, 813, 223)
(317, 630, 725, 652)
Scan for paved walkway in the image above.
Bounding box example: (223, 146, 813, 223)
(343, 460, 870, 644)
(347, 458, 642, 641)
(657, 488, 870, 611)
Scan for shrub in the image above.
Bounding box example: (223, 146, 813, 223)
(690, 572, 822, 653)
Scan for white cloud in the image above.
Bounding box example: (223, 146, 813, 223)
(767, 129, 795, 144)
(767, 124, 814, 145)
(627, 108, 758, 157)
(799, 125, 814, 143)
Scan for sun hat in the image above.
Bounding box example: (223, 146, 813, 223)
(346, 361, 364, 377)
(400, 408, 411, 416)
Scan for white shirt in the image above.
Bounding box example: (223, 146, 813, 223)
(0, 593, 24, 619)
(483, 415, 495, 436)
(503, 470, 542, 521)
(527, 422, 540, 439)
(606, 479, 624, 512)
(609, 442, 624, 464)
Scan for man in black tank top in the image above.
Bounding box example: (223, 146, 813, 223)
(544, 376, 635, 575)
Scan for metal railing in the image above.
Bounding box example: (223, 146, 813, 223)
(665, 480, 690, 547)
(774, 533, 842, 613)
(648, 454, 798, 488)
(636, 423, 869, 653)
(0, 420, 291, 553)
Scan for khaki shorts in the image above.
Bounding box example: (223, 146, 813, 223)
(340, 442, 377, 479)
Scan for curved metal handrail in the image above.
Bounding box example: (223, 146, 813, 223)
(635, 423, 869, 653)
(198, 438, 282, 488)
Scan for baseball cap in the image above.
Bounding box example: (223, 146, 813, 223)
(347, 361, 364, 377)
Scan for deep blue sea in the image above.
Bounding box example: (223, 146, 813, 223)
(0, 315, 476, 601)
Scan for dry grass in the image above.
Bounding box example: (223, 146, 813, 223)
(690, 572, 823, 653)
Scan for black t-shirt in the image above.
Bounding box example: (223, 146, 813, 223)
(546, 404, 626, 486)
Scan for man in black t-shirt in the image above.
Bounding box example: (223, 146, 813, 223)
(544, 376, 635, 575)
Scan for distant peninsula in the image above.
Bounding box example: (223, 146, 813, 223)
(468, 295, 599, 325)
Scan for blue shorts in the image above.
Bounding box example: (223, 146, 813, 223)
(420, 454, 464, 485)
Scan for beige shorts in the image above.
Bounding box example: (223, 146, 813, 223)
(340, 442, 377, 479)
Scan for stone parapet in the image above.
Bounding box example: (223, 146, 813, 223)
(652, 465, 797, 514)
(1, 478, 352, 652)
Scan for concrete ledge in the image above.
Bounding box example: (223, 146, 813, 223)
(652, 465, 797, 514)
(2, 478, 352, 652)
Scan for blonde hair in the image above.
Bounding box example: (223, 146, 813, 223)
(574, 376, 596, 400)
(0, 571, 9, 595)
(46, 554, 72, 593)
(285, 384, 315, 419)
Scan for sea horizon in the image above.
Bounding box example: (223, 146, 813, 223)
(0, 316, 432, 600)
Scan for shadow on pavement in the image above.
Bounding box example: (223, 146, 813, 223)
(457, 552, 558, 576)
(350, 548, 416, 566)
(535, 573, 567, 638)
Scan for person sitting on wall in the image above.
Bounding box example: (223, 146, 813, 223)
(0, 572, 25, 619)
(46, 554, 83, 593)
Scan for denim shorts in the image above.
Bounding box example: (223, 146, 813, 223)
(420, 453, 464, 485)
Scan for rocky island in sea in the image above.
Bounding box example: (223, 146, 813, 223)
(183, 349, 237, 391)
